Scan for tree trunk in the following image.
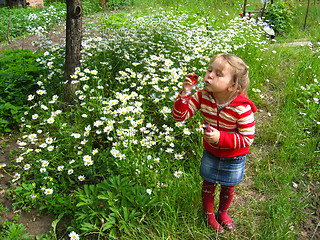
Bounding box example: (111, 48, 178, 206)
(7, 0, 13, 8)
(64, 0, 83, 104)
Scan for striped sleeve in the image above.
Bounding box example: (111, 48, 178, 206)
(218, 105, 255, 149)
(172, 91, 201, 121)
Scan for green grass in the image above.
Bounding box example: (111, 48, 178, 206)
(286, 2, 320, 42)
(0, 0, 319, 239)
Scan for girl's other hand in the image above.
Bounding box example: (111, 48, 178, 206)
(204, 126, 220, 145)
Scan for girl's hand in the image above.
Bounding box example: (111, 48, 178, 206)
(204, 127, 220, 145)
(182, 73, 197, 94)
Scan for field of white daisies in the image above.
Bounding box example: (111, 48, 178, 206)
(1, 0, 319, 239)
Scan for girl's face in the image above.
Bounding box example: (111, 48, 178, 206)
(204, 57, 235, 97)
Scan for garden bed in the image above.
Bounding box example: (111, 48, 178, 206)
(0, 2, 319, 239)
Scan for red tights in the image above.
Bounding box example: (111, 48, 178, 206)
(201, 179, 235, 230)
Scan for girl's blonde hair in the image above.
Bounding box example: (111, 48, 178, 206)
(211, 54, 250, 98)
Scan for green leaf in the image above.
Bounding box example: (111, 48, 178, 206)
(109, 228, 117, 239)
(0, 118, 9, 124)
(80, 222, 99, 232)
(102, 222, 114, 231)
(123, 206, 128, 222)
(52, 213, 64, 237)
(97, 195, 109, 200)
(76, 202, 88, 207)
(109, 206, 120, 216)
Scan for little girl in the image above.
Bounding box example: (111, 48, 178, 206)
(172, 54, 257, 233)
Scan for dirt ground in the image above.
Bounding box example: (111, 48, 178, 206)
(1, 15, 319, 239)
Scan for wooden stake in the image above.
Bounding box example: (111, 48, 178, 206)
(7, 15, 12, 44)
(304, 0, 310, 30)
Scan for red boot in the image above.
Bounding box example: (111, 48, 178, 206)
(218, 185, 237, 231)
(202, 180, 224, 233)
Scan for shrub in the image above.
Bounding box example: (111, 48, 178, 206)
(0, 49, 44, 133)
(0, 222, 31, 240)
(72, 176, 158, 238)
(264, 0, 295, 34)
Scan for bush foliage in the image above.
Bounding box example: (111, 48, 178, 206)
(264, 0, 295, 34)
(0, 49, 44, 133)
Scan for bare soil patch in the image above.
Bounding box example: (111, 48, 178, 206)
(0, 16, 102, 54)
(0, 24, 66, 54)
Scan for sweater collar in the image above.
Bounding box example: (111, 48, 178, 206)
(229, 93, 258, 113)
(201, 89, 257, 113)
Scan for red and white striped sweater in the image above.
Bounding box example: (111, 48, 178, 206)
(172, 89, 257, 158)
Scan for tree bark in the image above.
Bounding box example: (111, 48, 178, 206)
(64, 0, 83, 104)
(7, 0, 13, 8)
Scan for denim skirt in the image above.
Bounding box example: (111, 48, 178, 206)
(199, 150, 246, 186)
